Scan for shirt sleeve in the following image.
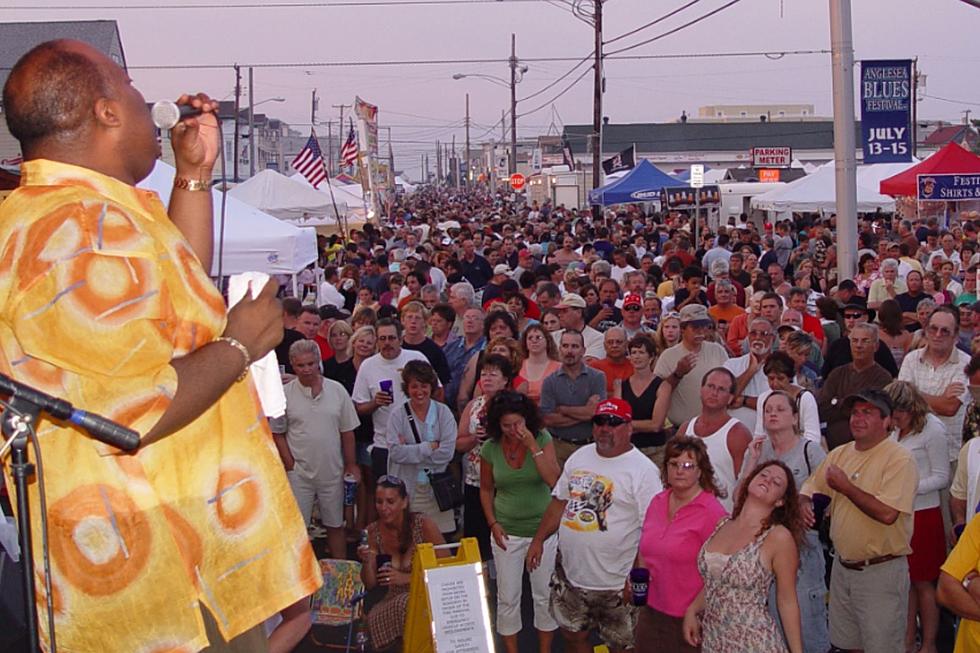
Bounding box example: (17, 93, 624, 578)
(593, 370, 608, 400)
(352, 363, 373, 404)
(941, 513, 980, 582)
(338, 389, 361, 433)
(538, 376, 557, 414)
(799, 391, 822, 443)
(877, 449, 920, 515)
(800, 452, 832, 497)
(951, 441, 971, 500)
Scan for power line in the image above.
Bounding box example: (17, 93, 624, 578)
(517, 65, 593, 118)
(603, 0, 703, 45)
(604, 0, 744, 57)
(922, 93, 980, 108)
(2, 0, 555, 8)
(14, 48, 824, 72)
(516, 53, 593, 103)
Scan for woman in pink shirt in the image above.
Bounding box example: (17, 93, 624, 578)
(635, 437, 728, 652)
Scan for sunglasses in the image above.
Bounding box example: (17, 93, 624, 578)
(843, 313, 865, 320)
(624, 305, 641, 312)
(667, 461, 698, 471)
(377, 475, 405, 487)
(592, 415, 628, 427)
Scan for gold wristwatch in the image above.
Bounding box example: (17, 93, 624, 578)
(173, 176, 211, 192)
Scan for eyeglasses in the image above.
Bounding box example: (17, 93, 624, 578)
(377, 475, 405, 487)
(748, 330, 772, 337)
(624, 305, 641, 312)
(926, 325, 955, 337)
(377, 335, 400, 341)
(592, 415, 628, 427)
(667, 461, 698, 471)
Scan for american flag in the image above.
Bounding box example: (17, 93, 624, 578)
(292, 131, 328, 188)
(340, 120, 358, 167)
(0, 155, 23, 168)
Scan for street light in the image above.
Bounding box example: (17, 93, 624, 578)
(247, 96, 285, 177)
(453, 33, 526, 177)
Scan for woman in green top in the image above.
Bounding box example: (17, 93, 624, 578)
(480, 390, 561, 653)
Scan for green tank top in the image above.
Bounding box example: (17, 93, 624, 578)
(479, 431, 554, 537)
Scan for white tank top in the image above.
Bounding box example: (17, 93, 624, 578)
(686, 417, 741, 511)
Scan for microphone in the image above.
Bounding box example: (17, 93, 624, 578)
(0, 374, 140, 451)
(151, 100, 205, 130)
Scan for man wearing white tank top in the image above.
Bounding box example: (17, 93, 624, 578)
(675, 367, 753, 511)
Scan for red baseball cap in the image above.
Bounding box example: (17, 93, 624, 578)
(623, 293, 642, 309)
(593, 398, 633, 421)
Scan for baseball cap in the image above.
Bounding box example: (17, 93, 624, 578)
(493, 264, 511, 276)
(623, 293, 643, 309)
(592, 398, 633, 422)
(679, 304, 712, 326)
(842, 389, 893, 417)
(319, 305, 351, 321)
(557, 293, 587, 310)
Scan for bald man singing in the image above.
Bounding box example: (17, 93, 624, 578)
(0, 40, 320, 652)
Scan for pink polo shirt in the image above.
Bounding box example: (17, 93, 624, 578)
(638, 488, 728, 617)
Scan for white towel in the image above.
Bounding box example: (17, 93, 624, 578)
(227, 272, 287, 419)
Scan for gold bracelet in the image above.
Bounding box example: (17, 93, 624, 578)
(174, 176, 211, 192)
(215, 336, 251, 381)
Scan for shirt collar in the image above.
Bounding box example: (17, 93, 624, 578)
(20, 159, 166, 221)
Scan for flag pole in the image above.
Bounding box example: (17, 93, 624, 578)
(315, 127, 346, 241)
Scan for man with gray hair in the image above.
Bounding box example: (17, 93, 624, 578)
(818, 322, 893, 448)
(867, 258, 906, 310)
(448, 281, 476, 337)
(273, 339, 361, 558)
(706, 258, 746, 307)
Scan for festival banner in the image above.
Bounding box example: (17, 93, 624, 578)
(860, 60, 913, 164)
(917, 173, 980, 201)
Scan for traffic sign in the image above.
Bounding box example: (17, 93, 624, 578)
(509, 173, 526, 191)
(690, 164, 704, 188)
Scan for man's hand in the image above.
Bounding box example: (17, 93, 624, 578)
(344, 464, 362, 483)
(223, 280, 283, 360)
(675, 352, 698, 377)
(799, 495, 815, 529)
(374, 390, 394, 407)
(171, 93, 220, 176)
(825, 465, 852, 495)
(946, 383, 966, 400)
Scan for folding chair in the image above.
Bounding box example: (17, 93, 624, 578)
(309, 558, 368, 651)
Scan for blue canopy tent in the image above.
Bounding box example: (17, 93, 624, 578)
(588, 160, 687, 205)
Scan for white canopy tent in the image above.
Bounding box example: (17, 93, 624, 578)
(750, 160, 917, 213)
(228, 169, 347, 220)
(138, 161, 318, 275)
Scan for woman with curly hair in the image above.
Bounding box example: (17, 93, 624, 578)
(683, 459, 805, 653)
(740, 391, 830, 653)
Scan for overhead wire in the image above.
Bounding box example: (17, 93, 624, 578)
(604, 0, 744, 57)
(2, 0, 561, 8)
(603, 0, 704, 45)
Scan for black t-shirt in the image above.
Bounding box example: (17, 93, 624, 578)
(584, 303, 623, 332)
(822, 336, 898, 378)
(896, 291, 928, 331)
(672, 288, 709, 307)
(275, 328, 305, 374)
(731, 270, 752, 288)
(402, 337, 453, 386)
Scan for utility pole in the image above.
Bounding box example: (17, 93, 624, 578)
(912, 57, 918, 159)
(436, 141, 442, 184)
(233, 64, 241, 182)
(465, 93, 471, 188)
(592, 0, 604, 210)
(830, 0, 857, 281)
(326, 120, 333, 175)
(509, 33, 518, 176)
(248, 66, 256, 178)
(333, 103, 351, 171)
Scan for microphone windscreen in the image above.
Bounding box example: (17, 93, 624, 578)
(151, 101, 182, 130)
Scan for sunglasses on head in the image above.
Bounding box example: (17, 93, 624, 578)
(592, 415, 627, 427)
(377, 475, 405, 487)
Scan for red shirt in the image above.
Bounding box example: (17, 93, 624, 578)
(313, 334, 334, 361)
(587, 357, 635, 394)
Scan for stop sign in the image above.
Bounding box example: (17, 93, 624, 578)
(509, 173, 526, 191)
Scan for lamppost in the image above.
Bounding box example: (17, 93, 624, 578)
(453, 35, 526, 177)
(246, 96, 285, 178)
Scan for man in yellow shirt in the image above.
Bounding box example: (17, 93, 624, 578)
(801, 389, 918, 653)
(0, 40, 320, 652)
(939, 514, 980, 653)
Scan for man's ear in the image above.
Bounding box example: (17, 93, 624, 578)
(93, 97, 121, 128)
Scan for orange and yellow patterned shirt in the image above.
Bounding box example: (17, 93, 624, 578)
(0, 159, 321, 652)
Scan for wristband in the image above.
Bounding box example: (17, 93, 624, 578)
(174, 176, 211, 192)
(216, 336, 251, 381)
(532, 449, 545, 458)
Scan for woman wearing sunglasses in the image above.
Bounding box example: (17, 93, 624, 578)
(357, 475, 446, 651)
(634, 437, 727, 652)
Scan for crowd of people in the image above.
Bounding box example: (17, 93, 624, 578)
(270, 184, 980, 653)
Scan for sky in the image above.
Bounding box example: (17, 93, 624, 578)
(2, 0, 977, 179)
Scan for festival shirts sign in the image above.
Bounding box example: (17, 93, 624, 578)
(860, 60, 913, 164)
(918, 174, 980, 201)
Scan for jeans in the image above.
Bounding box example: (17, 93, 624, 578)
(768, 531, 830, 653)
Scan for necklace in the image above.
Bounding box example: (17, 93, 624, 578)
(502, 438, 524, 462)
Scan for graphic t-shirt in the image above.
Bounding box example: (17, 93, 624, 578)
(554, 445, 662, 590)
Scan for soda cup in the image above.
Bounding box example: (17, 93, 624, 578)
(379, 379, 393, 395)
(376, 553, 392, 571)
(629, 567, 650, 606)
(344, 473, 358, 506)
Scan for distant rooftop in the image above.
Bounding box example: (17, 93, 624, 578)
(0, 21, 125, 91)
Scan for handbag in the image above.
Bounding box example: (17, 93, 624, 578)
(405, 403, 462, 511)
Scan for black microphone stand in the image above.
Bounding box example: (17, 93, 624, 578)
(4, 395, 42, 653)
(1, 373, 141, 653)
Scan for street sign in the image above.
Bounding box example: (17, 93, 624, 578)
(751, 146, 792, 168)
(690, 164, 705, 188)
(509, 173, 526, 191)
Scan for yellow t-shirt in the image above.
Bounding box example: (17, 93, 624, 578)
(941, 514, 980, 653)
(802, 437, 917, 561)
(657, 279, 676, 299)
(0, 160, 321, 652)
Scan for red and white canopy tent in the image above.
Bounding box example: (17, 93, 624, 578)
(879, 142, 980, 224)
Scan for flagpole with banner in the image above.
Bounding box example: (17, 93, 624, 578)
(355, 96, 382, 224)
